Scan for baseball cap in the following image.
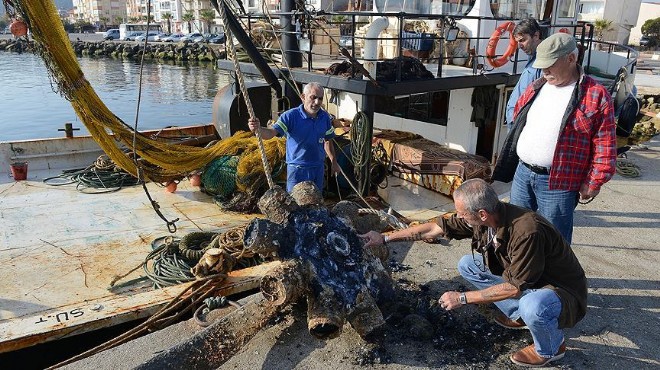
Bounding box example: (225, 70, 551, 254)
(533, 33, 577, 69)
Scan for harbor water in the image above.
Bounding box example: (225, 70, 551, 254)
(0, 52, 232, 141)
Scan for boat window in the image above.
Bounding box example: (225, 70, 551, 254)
(489, 0, 548, 19)
(375, 91, 450, 126)
(381, 0, 474, 15)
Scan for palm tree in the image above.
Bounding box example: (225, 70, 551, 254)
(162, 12, 173, 34)
(182, 13, 195, 33)
(199, 9, 216, 34)
(114, 16, 123, 26)
(593, 19, 614, 42)
(129, 17, 140, 23)
(99, 16, 109, 30)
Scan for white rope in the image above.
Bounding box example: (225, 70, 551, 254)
(217, 0, 275, 190)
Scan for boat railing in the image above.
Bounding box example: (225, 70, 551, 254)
(232, 11, 638, 84)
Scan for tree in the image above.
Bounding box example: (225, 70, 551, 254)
(593, 18, 614, 41)
(182, 12, 195, 33)
(114, 16, 123, 26)
(199, 9, 216, 33)
(162, 12, 173, 34)
(129, 17, 140, 23)
(142, 15, 155, 23)
(641, 17, 660, 38)
(99, 16, 109, 30)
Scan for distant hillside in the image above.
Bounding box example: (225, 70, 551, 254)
(1, 1, 73, 14)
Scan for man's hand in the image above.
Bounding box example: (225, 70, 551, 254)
(359, 231, 385, 248)
(330, 161, 341, 176)
(247, 117, 261, 132)
(579, 183, 600, 201)
(438, 291, 462, 311)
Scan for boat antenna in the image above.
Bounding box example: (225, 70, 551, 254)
(213, 0, 275, 189)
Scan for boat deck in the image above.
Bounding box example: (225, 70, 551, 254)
(0, 168, 264, 353)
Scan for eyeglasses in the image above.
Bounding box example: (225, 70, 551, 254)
(307, 95, 323, 101)
(471, 228, 496, 272)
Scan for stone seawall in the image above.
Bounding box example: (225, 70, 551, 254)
(0, 38, 226, 62)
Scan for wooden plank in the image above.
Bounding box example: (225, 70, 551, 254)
(0, 159, 272, 354)
(0, 261, 280, 353)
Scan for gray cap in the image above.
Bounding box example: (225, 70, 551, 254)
(532, 33, 577, 69)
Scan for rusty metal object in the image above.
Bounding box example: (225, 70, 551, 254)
(260, 259, 305, 306)
(257, 185, 298, 224)
(347, 290, 385, 338)
(290, 181, 324, 206)
(248, 182, 394, 340)
(307, 286, 346, 339)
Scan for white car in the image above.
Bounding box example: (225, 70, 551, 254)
(161, 33, 185, 42)
(180, 33, 203, 42)
(134, 31, 164, 42)
(123, 32, 144, 41)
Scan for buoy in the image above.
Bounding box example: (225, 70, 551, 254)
(10, 20, 28, 38)
(165, 180, 178, 193)
(190, 174, 202, 187)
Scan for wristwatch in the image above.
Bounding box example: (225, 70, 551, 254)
(459, 292, 468, 305)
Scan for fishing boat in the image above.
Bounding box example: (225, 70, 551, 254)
(0, 0, 640, 365)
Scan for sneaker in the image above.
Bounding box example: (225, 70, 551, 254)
(510, 342, 566, 367)
(494, 313, 528, 330)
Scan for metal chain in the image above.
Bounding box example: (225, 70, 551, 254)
(217, 0, 275, 190)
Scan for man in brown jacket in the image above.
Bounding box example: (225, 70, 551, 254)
(361, 179, 587, 367)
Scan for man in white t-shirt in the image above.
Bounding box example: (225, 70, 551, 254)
(492, 33, 617, 245)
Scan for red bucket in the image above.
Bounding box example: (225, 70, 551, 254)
(10, 162, 28, 181)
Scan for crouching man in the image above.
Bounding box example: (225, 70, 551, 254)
(361, 178, 587, 367)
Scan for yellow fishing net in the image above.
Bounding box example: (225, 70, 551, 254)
(7, 0, 274, 182)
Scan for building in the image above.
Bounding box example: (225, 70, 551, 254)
(180, 0, 222, 34)
(73, 0, 128, 27)
(630, 1, 660, 43)
(578, 0, 643, 44)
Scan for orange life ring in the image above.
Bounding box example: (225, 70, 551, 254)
(486, 21, 517, 68)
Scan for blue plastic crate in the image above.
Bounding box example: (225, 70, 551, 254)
(401, 32, 434, 51)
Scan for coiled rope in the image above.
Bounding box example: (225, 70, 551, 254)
(144, 236, 196, 289)
(43, 155, 140, 193)
(616, 157, 641, 178)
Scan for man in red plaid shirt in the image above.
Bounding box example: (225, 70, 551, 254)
(493, 33, 616, 244)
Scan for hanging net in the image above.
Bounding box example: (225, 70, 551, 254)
(3, 0, 272, 182)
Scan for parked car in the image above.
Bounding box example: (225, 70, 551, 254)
(135, 31, 164, 42)
(180, 32, 203, 42)
(161, 33, 185, 42)
(154, 33, 170, 42)
(124, 32, 144, 41)
(207, 33, 227, 44)
(103, 29, 120, 40)
(639, 36, 652, 47)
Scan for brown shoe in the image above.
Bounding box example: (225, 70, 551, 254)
(510, 342, 566, 367)
(494, 313, 528, 330)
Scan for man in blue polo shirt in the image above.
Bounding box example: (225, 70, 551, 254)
(248, 82, 339, 192)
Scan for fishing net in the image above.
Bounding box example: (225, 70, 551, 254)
(3, 0, 271, 182)
(202, 155, 240, 198)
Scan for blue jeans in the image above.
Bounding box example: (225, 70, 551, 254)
(287, 164, 325, 193)
(458, 255, 564, 357)
(458, 254, 564, 358)
(510, 162, 578, 244)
